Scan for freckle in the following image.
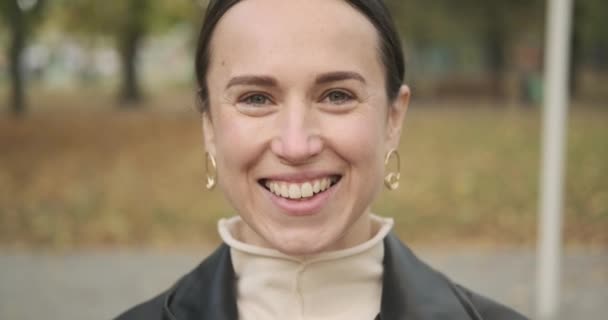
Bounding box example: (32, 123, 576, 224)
(221, 60, 226, 66)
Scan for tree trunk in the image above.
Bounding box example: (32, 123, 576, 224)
(119, 31, 142, 106)
(8, 2, 26, 116)
(118, 0, 148, 107)
(569, 0, 583, 98)
(484, 6, 506, 101)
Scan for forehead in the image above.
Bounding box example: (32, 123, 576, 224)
(208, 0, 383, 81)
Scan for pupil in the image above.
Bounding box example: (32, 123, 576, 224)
(331, 92, 344, 101)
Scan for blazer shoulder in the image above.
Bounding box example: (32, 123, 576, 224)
(382, 233, 528, 320)
(113, 244, 233, 320)
(114, 291, 166, 320)
(452, 283, 529, 320)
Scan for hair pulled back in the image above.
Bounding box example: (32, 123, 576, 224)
(194, 0, 405, 112)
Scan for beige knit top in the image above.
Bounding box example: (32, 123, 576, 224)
(217, 214, 393, 320)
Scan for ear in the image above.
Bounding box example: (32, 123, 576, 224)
(202, 112, 217, 156)
(385, 85, 410, 150)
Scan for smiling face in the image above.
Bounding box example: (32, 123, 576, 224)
(202, 0, 409, 255)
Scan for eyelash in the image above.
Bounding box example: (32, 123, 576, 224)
(239, 93, 273, 106)
(321, 89, 355, 105)
(237, 89, 355, 107)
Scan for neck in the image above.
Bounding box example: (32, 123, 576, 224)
(217, 214, 394, 320)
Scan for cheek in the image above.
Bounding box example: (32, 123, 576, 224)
(322, 109, 386, 179)
(212, 109, 266, 179)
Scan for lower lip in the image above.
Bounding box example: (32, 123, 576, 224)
(262, 181, 340, 216)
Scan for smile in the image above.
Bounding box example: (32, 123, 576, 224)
(259, 175, 341, 200)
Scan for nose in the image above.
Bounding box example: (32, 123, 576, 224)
(271, 103, 323, 164)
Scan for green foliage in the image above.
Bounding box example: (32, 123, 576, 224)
(387, 0, 545, 46)
(579, 0, 608, 44)
(0, 0, 47, 30)
(388, 0, 606, 54)
(55, 0, 200, 40)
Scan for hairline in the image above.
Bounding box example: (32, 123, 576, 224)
(196, 0, 403, 113)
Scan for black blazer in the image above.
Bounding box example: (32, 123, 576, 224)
(116, 233, 527, 320)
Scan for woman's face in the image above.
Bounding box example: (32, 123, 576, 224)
(203, 0, 409, 255)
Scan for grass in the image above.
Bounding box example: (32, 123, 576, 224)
(1, 90, 606, 249)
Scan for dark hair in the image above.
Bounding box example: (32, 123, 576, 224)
(195, 0, 405, 112)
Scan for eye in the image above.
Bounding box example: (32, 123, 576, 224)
(240, 93, 272, 106)
(235, 92, 276, 117)
(323, 90, 354, 105)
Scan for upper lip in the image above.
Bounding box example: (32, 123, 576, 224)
(259, 171, 342, 183)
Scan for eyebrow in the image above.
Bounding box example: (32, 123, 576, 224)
(225, 71, 366, 90)
(226, 75, 278, 89)
(315, 71, 366, 85)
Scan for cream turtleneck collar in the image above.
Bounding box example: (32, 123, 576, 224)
(217, 214, 394, 320)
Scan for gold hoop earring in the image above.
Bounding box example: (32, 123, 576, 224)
(384, 149, 400, 190)
(205, 152, 217, 190)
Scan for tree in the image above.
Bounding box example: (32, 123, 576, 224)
(58, 0, 198, 107)
(574, 0, 608, 98)
(448, 0, 544, 101)
(0, 0, 46, 116)
(118, 0, 149, 105)
(386, 0, 544, 100)
(58, 0, 150, 106)
(570, 0, 583, 97)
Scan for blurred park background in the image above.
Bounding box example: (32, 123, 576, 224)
(1, 0, 607, 249)
(0, 0, 607, 318)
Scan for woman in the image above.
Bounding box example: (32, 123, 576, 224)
(117, 0, 527, 319)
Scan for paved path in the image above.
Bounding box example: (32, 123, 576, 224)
(1, 247, 606, 319)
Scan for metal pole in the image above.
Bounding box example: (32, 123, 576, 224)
(537, 0, 573, 319)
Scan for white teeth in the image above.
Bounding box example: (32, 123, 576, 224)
(312, 180, 321, 193)
(320, 178, 328, 190)
(301, 182, 313, 198)
(280, 184, 289, 198)
(264, 176, 339, 200)
(271, 183, 279, 195)
(288, 184, 301, 199)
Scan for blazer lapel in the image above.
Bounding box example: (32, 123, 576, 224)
(163, 244, 238, 320)
(378, 233, 475, 320)
(162, 234, 478, 320)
